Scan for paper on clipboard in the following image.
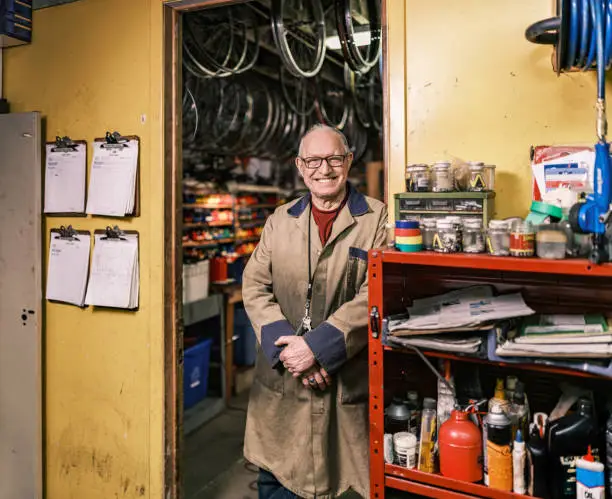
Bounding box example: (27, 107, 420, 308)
(44, 142, 87, 213)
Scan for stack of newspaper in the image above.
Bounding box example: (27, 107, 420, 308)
(388, 286, 535, 336)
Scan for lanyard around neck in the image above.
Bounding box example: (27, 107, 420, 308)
(306, 202, 313, 307)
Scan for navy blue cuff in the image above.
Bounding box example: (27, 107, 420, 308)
(261, 320, 294, 368)
(304, 322, 347, 374)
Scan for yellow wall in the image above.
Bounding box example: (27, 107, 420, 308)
(4, 1, 165, 498)
(389, 0, 612, 219)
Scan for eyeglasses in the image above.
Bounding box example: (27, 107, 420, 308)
(298, 154, 349, 169)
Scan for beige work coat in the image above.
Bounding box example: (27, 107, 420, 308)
(242, 184, 387, 498)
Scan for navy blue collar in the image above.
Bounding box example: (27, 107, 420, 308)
(287, 183, 369, 218)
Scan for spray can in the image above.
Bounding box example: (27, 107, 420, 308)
(484, 378, 509, 485)
(439, 409, 483, 482)
(485, 405, 513, 491)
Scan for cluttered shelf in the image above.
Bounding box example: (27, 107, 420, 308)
(384, 465, 528, 499)
(183, 238, 235, 248)
(375, 249, 612, 277)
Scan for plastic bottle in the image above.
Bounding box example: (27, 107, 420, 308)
(485, 405, 513, 491)
(385, 396, 411, 434)
(548, 398, 600, 499)
(512, 429, 526, 494)
(437, 363, 455, 434)
(576, 446, 605, 499)
(526, 419, 549, 498)
(405, 391, 421, 438)
(508, 382, 529, 441)
(505, 375, 518, 401)
(417, 397, 437, 473)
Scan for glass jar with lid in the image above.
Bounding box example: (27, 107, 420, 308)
(462, 219, 485, 253)
(483, 164, 496, 191)
(431, 162, 453, 192)
(420, 219, 437, 250)
(434, 219, 460, 253)
(487, 219, 510, 256)
(467, 161, 486, 192)
(405, 164, 430, 192)
(509, 220, 535, 257)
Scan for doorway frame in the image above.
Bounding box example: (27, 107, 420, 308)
(161, 1, 405, 497)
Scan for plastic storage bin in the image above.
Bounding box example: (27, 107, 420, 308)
(234, 306, 256, 366)
(183, 259, 210, 304)
(184, 338, 213, 409)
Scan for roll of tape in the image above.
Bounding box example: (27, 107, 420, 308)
(395, 235, 423, 245)
(396, 243, 423, 252)
(395, 228, 421, 237)
(395, 220, 419, 229)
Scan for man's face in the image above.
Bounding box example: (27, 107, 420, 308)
(296, 129, 353, 201)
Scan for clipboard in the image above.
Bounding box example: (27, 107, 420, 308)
(89, 132, 140, 218)
(88, 225, 140, 311)
(44, 136, 88, 217)
(47, 225, 92, 308)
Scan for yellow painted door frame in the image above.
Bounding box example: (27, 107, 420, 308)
(161, 1, 406, 497)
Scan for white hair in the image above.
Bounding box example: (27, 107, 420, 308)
(298, 124, 350, 157)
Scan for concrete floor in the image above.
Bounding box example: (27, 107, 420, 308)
(183, 389, 420, 499)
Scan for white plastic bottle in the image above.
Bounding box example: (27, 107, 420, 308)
(512, 429, 526, 494)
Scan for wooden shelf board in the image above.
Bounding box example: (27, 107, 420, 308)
(376, 249, 612, 277)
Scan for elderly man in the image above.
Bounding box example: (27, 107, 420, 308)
(242, 124, 388, 499)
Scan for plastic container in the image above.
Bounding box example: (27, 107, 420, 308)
(385, 396, 411, 434)
(548, 398, 600, 499)
(462, 219, 485, 253)
(576, 447, 604, 499)
(536, 224, 569, 259)
(418, 397, 437, 473)
(184, 338, 213, 409)
(439, 410, 483, 482)
(527, 423, 549, 498)
(510, 220, 535, 258)
(393, 432, 418, 469)
(431, 162, 453, 192)
(483, 164, 496, 191)
(512, 430, 527, 494)
(434, 220, 460, 253)
(406, 164, 430, 192)
(467, 162, 486, 191)
(420, 219, 437, 250)
(487, 220, 510, 256)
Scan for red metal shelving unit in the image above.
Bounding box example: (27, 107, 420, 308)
(367, 249, 612, 499)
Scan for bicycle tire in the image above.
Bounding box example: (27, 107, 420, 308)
(271, 0, 327, 78)
(336, 0, 381, 74)
(280, 66, 317, 116)
(315, 72, 349, 129)
(368, 67, 382, 132)
(353, 70, 372, 128)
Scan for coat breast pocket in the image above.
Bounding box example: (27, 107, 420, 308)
(254, 347, 284, 395)
(344, 247, 368, 302)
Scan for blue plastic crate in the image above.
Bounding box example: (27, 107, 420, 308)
(234, 306, 256, 366)
(184, 338, 213, 409)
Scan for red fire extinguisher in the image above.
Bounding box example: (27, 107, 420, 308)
(439, 409, 483, 483)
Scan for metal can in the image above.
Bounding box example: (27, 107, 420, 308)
(509, 220, 535, 258)
(485, 406, 513, 491)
